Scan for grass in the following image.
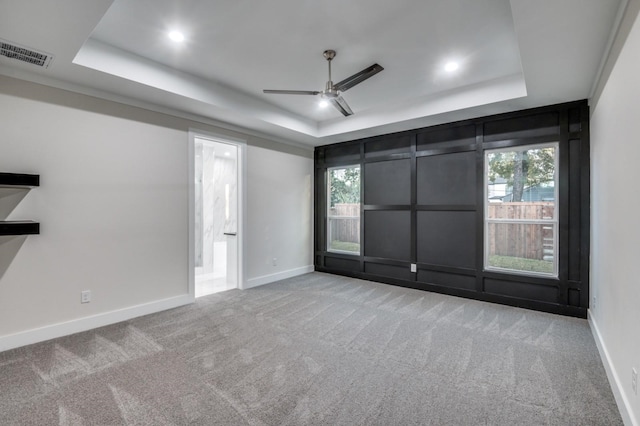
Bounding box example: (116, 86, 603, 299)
(329, 240, 360, 253)
(488, 255, 554, 274)
(326, 243, 552, 274)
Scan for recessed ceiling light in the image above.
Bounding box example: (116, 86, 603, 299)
(444, 61, 459, 72)
(224, 152, 231, 157)
(168, 31, 185, 42)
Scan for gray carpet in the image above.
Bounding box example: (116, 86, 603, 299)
(0, 272, 622, 425)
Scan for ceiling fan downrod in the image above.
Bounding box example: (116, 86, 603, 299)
(323, 49, 336, 92)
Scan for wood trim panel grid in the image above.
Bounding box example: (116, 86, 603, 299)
(314, 100, 590, 318)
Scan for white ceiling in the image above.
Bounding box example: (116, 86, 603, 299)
(0, 0, 624, 147)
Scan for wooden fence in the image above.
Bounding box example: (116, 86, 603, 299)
(488, 202, 555, 260)
(328, 203, 360, 244)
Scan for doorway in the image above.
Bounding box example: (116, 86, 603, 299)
(191, 134, 243, 297)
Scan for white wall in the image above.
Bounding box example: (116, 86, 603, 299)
(245, 143, 314, 288)
(590, 4, 640, 425)
(0, 75, 313, 351)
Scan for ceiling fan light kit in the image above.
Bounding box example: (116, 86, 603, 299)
(263, 49, 383, 117)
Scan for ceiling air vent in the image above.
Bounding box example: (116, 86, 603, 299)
(0, 38, 53, 68)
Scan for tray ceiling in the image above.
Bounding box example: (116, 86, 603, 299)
(0, 0, 624, 146)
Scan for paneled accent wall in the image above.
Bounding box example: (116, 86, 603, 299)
(315, 101, 590, 317)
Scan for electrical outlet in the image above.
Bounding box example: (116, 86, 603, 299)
(592, 295, 596, 311)
(632, 368, 637, 395)
(81, 290, 91, 304)
(410, 263, 417, 273)
(272, 258, 277, 266)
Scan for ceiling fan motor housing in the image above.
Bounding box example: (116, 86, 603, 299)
(324, 82, 338, 97)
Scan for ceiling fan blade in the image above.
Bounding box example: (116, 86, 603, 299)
(329, 95, 354, 117)
(263, 89, 320, 95)
(334, 63, 384, 92)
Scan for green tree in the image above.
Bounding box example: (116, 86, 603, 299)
(330, 167, 360, 206)
(488, 147, 555, 201)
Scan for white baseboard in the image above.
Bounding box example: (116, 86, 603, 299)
(243, 265, 314, 290)
(589, 311, 638, 426)
(0, 265, 315, 352)
(0, 294, 193, 353)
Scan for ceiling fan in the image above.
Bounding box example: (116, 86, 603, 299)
(263, 50, 383, 117)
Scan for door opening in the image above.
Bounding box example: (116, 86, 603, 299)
(192, 135, 242, 297)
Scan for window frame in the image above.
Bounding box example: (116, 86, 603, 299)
(483, 142, 560, 278)
(326, 164, 361, 255)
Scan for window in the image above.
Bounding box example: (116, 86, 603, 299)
(485, 143, 558, 276)
(327, 165, 361, 254)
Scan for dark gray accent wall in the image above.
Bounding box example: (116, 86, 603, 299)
(314, 101, 590, 318)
